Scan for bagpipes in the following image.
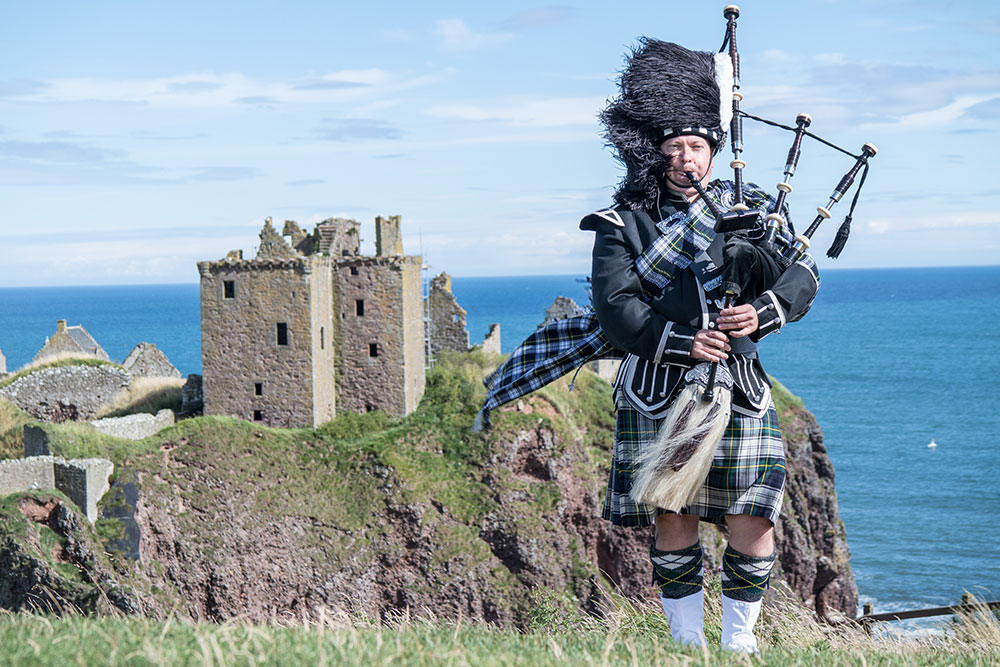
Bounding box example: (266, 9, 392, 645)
(629, 5, 877, 512)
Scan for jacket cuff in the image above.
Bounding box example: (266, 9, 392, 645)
(654, 322, 699, 364)
(750, 290, 786, 341)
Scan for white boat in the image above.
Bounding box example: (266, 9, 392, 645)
(927, 438, 937, 448)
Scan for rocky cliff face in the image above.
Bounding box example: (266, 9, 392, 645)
(0, 354, 857, 625)
(772, 395, 857, 621)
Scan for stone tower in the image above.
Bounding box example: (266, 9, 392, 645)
(198, 218, 336, 428)
(198, 215, 425, 427)
(332, 216, 424, 415)
(375, 215, 403, 258)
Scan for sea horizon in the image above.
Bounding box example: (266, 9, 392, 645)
(1, 262, 998, 291)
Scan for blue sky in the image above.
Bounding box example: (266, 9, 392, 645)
(1, 0, 998, 286)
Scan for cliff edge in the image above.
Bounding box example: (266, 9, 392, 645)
(0, 351, 856, 624)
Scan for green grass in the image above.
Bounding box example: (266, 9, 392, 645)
(0, 399, 32, 459)
(0, 591, 998, 666)
(97, 377, 186, 418)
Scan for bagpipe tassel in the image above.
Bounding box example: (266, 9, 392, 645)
(826, 215, 852, 259)
(630, 364, 733, 512)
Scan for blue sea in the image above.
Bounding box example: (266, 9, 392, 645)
(1, 267, 998, 618)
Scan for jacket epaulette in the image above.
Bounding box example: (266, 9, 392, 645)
(580, 206, 631, 231)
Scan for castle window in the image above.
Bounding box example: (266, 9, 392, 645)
(253, 409, 264, 421)
(320, 327, 325, 350)
(223, 280, 235, 299)
(350, 266, 359, 276)
(254, 382, 263, 396)
(369, 342, 379, 357)
(356, 299, 365, 316)
(276, 322, 289, 346)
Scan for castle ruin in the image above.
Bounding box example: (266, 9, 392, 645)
(198, 216, 425, 428)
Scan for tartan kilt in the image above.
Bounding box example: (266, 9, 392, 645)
(602, 395, 786, 527)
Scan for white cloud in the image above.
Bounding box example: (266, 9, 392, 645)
(862, 210, 1000, 234)
(425, 96, 604, 127)
(879, 94, 1000, 129)
(434, 19, 513, 52)
(813, 53, 847, 65)
(0, 69, 442, 109)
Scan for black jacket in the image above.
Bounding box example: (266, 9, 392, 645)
(580, 194, 819, 417)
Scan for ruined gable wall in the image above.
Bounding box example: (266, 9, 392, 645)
(427, 272, 470, 362)
(0, 348, 6, 375)
(400, 258, 426, 414)
(481, 324, 502, 356)
(199, 258, 318, 428)
(317, 218, 361, 258)
(332, 258, 409, 416)
(122, 343, 181, 379)
(33, 330, 86, 364)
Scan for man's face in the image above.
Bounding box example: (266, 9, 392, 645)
(660, 134, 714, 200)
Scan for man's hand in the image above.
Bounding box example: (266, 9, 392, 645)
(691, 330, 730, 362)
(717, 303, 758, 338)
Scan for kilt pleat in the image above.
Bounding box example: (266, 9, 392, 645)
(602, 395, 786, 527)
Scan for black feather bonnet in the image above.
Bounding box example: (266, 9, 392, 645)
(601, 38, 733, 211)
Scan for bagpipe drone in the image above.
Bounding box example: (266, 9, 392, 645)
(628, 5, 877, 511)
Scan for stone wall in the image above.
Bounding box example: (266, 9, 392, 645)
(0, 364, 130, 422)
(427, 272, 470, 362)
(0, 456, 113, 524)
(308, 257, 337, 426)
(198, 255, 335, 428)
(375, 215, 403, 258)
(317, 218, 361, 257)
(90, 409, 175, 440)
(181, 374, 203, 414)
(281, 220, 314, 255)
(400, 259, 426, 415)
(481, 324, 502, 356)
(122, 343, 181, 379)
(539, 296, 585, 328)
(333, 256, 424, 416)
(0, 347, 5, 375)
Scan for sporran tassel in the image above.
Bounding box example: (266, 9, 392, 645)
(629, 377, 732, 512)
(826, 215, 851, 259)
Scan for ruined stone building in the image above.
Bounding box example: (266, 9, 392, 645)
(122, 343, 182, 379)
(198, 216, 425, 428)
(426, 272, 469, 363)
(33, 320, 110, 364)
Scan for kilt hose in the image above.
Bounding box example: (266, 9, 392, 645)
(603, 395, 786, 527)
